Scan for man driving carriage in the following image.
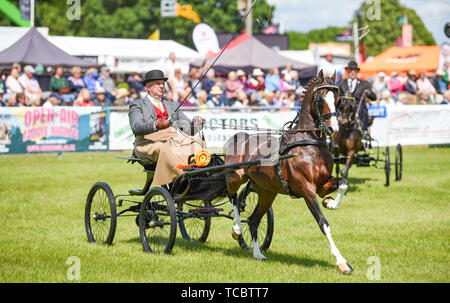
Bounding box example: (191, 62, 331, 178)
(128, 69, 205, 185)
(338, 61, 376, 136)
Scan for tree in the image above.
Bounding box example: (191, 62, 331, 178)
(353, 0, 435, 57)
(0, 0, 274, 49)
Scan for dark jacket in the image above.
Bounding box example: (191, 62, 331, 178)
(338, 78, 376, 130)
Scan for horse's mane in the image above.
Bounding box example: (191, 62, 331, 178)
(301, 76, 319, 100)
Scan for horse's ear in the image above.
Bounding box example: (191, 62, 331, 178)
(318, 69, 324, 82)
(331, 71, 336, 83)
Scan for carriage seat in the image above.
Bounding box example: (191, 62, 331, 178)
(127, 150, 156, 172)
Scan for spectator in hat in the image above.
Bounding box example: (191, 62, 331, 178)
(43, 93, 61, 108)
(249, 68, 265, 90)
(114, 88, 130, 106)
(207, 85, 226, 108)
(83, 68, 103, 98)
(432, 69, 448, 95)
(405, 70, 418, 95)
(99, 66, 117, 101)
(19, 65, 43, 103)
(373, 71, 389, 99)
(93, 87, 113, 107)
(236, 69, 249, 92)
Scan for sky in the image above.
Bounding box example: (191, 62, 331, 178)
(270, 0, 449, 46)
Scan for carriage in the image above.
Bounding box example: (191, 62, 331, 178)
(84, 150, 295, 255)
(333, 96, 403, 187)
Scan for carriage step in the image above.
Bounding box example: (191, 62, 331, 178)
(189, 207, 223, 215)
(333, 157, 348, 164)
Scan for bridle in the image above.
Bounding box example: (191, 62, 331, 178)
(312, 83, 340, 136)
(286, 79, 340, 137)
(337, 96, 357, 127)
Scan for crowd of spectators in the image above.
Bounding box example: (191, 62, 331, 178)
(367, 67, 450, 106)
(1, 52, 449, 109)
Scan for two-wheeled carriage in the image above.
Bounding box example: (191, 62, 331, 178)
(84, 152, 294, 254)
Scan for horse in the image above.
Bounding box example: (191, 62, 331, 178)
(330, 91, 374, 208)
(224, 70, 353, 274)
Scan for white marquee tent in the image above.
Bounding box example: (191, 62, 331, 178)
(0, 26, 201, 74)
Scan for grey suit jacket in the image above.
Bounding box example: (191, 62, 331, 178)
(128, 96, 192, 136)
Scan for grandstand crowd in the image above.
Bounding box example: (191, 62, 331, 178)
(1, 52, 449, 109)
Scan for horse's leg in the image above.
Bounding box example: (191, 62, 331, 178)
(304, 190, 353, 274)
(226, 169, 248, 240)
(247, 187, 277, 260)
(324, 150, 352, 210)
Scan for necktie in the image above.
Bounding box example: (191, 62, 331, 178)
(350, 79, 357, 93)
(155, 99, 164, 112)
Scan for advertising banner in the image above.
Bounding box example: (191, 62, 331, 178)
(0, 107, 109, 154)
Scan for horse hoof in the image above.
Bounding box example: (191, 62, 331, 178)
(253, 254, 267, 261)
(337, 262, 354, 274)
(231, 228, 241, 240)
(322, 197, 339, 210)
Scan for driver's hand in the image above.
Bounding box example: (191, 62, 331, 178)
(155, 119, 171, 130)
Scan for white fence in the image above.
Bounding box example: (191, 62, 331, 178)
(109, 105, 450, 150)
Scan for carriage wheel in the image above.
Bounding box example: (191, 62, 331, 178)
(85, 182, 117, 245)
(237, 184, 274, 252)
(395, 144, 403, 181)
(177, 200, 211, 243)
(385, 147, 391, 187)
(139, 187, 177, 254)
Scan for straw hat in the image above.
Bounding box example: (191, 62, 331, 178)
(210, 86, 223, 95)
(116, 88, 129, 99)
(236, 69, 246, 77)
(252, 68, 264, 76)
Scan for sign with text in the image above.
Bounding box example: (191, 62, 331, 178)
(0, 107, 109, 154)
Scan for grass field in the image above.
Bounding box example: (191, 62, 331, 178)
(0, 146, 448, 283)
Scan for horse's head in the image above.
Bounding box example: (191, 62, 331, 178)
(337, 96, 357, 126)
(309, 70, 340, 136)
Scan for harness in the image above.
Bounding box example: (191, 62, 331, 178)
(273, 81, 340, 198)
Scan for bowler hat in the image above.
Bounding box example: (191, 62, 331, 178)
(345, 61, 360, 71)
(142, 69, 168, 85)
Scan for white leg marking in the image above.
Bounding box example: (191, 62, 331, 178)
(233, 204, 242, 236)
(323, 224, 347, 265)
(252, 238, 267, 260)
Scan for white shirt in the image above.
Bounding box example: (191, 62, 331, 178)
(147, 95, 166, 113)
(347, 78, 357, 93)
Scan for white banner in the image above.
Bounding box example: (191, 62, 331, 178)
(108, 105, 450, 150)
(386, 105, 450, 146)
(108, 111, 134, 150)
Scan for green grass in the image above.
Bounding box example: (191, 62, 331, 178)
(0, 146, 449, 283)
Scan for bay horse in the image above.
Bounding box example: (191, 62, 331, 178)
(224, 70, 353, 274)
(330, 91, 374, 209)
